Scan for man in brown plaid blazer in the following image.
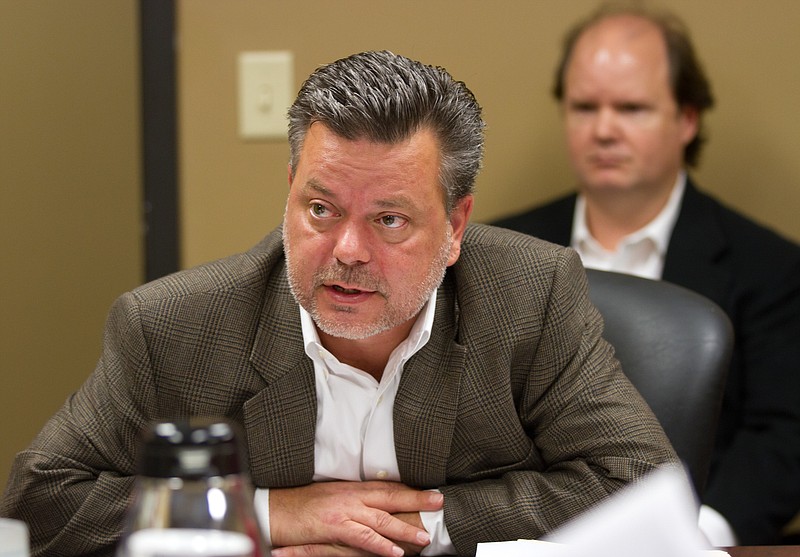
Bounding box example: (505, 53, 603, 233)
(1, 51, 677, 557)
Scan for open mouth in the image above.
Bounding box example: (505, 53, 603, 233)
(332, 284, 364, 295)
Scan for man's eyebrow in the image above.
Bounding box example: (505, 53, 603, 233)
(303, 178, 333, 197)
(374, 195, 417, 210)
(304, 178, 419, 211)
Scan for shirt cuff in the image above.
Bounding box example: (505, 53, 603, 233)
(254, 487, 272, 547)
(698, 504, 738, 547)
(419, 490, 456, 556)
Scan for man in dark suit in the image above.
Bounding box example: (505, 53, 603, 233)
(493, 6, 800, 546)
(0, 51, 678, 556)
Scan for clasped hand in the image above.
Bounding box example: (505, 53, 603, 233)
(269, 480, 444, 556)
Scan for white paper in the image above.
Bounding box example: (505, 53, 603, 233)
(475, 539, 569, 557)
(476, 466, 730, 557)
(476, 539, 729, 557)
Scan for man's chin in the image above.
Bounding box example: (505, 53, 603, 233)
(315, 319, 388, 341)
(311, 308, 386, 340)
(583, 178, 636, 194)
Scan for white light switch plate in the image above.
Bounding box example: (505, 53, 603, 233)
(237, 51, 294, 140)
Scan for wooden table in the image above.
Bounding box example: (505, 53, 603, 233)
(726, 547, 799, 557)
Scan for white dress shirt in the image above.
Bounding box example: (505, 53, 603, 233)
(571, 173, 686, 280)
(570, 172, 738, 547)
(254, 294, 456, 555)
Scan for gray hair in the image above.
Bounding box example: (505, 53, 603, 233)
(287, 50, 485, 212)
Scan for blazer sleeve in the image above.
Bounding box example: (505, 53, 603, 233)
(0, 292, 156, 557)
(440, 248, 679, 555)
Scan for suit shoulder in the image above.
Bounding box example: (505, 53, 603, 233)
(464, 222, 568, 253)
(130, 229, 284, 303)
(449, 225, 588, 339)
(696, 190, 800, 261)
(459, 223, 580, 282)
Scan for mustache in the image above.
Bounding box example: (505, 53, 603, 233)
(314, 263, 385, 293)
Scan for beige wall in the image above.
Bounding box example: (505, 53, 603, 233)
(178, 0, 800, 269)
(0, 1, 142, 485)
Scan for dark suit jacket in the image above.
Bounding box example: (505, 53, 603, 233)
(0, 224, 676, 557)
(492, 180, 800, 544)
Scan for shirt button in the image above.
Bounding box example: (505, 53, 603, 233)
(376, 470, 388, 480)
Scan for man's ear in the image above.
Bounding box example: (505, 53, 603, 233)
(680, 105, 700, 146)
(446, 195, 474, 266)
(287, 163, 293, 188)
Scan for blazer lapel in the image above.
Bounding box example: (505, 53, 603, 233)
(244, 259, 317, 487)
(662, 179, 732, 307)
(394, 275, 465, 488)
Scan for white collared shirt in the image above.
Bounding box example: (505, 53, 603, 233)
(254, 294, 455, 555)
(571, 173, 686, 280)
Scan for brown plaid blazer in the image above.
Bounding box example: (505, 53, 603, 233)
(1, 223, 677, 556)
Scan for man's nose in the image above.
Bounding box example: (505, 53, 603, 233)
(592, 107, 619, 141)
(332, 222, 371, 266)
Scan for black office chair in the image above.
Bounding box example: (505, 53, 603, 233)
(585, 269, 733, 496)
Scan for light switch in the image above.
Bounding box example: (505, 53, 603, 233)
(238, 51, 294, 140)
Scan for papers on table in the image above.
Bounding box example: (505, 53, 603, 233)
(476, 465, 731, 557)
(476, 539, 730, 557)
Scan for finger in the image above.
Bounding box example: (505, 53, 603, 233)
(346, 510, 430, 551)
(362, 487, 444, 514)
(336, 518, 407, 557)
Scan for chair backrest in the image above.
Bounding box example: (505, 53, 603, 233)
(584, 269, 733, 496)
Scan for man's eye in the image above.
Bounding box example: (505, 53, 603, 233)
(379, 215, 406, 229)
(619, 104, 646, 113)
(570, 102, 596, 113)
(310, 203, 332, 217)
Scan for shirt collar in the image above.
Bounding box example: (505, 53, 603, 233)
(572, 171, 686, 257)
